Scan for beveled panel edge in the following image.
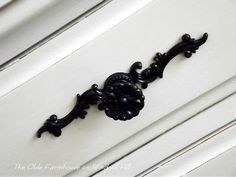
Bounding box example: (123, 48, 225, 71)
(0, 0, 153, 98)
(65, 75, 236, 177)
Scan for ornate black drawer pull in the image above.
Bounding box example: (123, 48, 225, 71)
(37, 33, 208, 138)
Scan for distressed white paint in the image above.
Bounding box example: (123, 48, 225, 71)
(145, 124, 236, 177)
(93, 95, 236, 176)
(0, 0, 108, 65)
(70, 77, 236, 177)
(0, 0, 152, 97)
(183, 147, 236, 177)
(0, 0, 235, 177)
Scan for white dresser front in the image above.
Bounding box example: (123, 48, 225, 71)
(0, 0, 235, 176)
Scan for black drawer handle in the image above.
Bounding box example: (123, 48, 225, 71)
(37, 33, 208, 137)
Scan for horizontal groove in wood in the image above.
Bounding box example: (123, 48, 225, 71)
(67, 76, 236, 177)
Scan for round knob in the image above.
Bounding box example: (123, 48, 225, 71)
(99, 73, 145, 121)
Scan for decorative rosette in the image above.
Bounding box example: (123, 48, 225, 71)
(98, 73, 145, 121)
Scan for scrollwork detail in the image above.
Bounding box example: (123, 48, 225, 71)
(129, 33, 208, 88)
(37, 33, 208, 137)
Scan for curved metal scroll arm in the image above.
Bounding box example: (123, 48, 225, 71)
(129, 33, 208, 88)
(37, 33, 208, 138)
(37, 85, 102, 137)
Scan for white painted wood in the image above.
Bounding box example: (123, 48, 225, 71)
(0, 0, 108, 66)
(0, 0, 235, 177)
(69, 76, 236, 177)
(183, 147, 236, 177)
(144, 125, 236, 177)
(0, 0, 59, 65)
(0, 0, 152, 98)
(0, 0, 12, 8)
(93, 94, 236, 177)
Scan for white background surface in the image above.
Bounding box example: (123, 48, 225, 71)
(0, 0, 108, 65)
(0, 0, 12, 9)
(93, 93, 236, 176)
(0, 0, 152, 98)
(184, 147, 236, 177)
(0, 0, 235, 176)
(145, 122, 236, 177)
